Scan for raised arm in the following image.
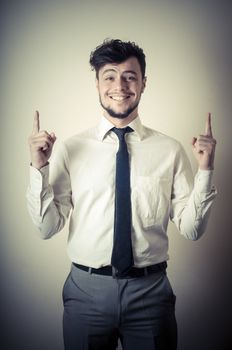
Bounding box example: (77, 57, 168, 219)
(27, 111, 71, 239)
(171, 113, 217, 240)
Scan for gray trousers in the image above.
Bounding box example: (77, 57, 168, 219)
(63, 264, 177, 350)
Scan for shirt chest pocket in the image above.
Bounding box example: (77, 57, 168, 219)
(132, 175, 172, 228)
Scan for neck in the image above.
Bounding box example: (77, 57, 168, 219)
(103, 111, 138, 128)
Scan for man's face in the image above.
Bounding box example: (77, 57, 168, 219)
(96, 57, 146, 120)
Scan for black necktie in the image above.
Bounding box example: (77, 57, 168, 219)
(111, 126, 134, 277)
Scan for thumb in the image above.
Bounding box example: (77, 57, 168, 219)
(50, 132, 57, 142)
(191, 137, 197, 147)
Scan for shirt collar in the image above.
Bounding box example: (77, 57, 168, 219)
(128, 116, 145, 141)
(97, 115, 145, 141)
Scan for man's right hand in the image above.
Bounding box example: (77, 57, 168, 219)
(28, 111, 56, 169)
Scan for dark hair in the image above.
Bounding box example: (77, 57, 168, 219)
(89, 39, 146, 79)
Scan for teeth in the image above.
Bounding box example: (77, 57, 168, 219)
(109, 95, 130, 101)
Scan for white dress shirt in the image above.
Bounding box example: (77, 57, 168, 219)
(27, 116, 217, 268)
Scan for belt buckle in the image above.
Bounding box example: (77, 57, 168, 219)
(143, 267, 148, 276)
(112, 266, 119, 278)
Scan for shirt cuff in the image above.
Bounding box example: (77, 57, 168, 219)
(29, 164, 50, 194)
(194, 169, 214, 193)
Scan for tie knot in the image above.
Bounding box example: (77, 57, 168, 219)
(112, 127, 133, 141)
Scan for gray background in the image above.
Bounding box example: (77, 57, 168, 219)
(0, 0, 231, 349)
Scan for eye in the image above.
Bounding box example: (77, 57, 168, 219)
(125, 75, 137, 81)
(105, 76, 114, 81)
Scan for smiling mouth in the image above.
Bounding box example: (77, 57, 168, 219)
(108, 95, 131, 101)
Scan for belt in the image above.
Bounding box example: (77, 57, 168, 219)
(73, 262, 167, 278)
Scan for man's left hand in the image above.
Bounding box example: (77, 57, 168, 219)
(191, 113, 217, 170)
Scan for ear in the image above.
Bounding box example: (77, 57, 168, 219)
(141, 76, 147, 93)
(95, 77, 100, 92)
(95, 77, 99, 91)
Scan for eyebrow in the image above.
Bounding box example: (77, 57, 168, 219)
(102, 69, 138, 76)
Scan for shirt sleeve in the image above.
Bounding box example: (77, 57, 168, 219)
(26, 142, 72, 239)
(170, 144, 217, 240)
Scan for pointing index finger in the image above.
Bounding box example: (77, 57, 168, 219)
(205, 112, 213, 137)
(32, 110, 40, 134)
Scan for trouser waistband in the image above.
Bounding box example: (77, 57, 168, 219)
(72, 262, 167, 278)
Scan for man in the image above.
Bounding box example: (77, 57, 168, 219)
(27, 39, 217, 350)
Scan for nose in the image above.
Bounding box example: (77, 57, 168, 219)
(114, 76, 128, 91)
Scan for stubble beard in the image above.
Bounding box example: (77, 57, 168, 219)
(99, 96, 140, 119)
